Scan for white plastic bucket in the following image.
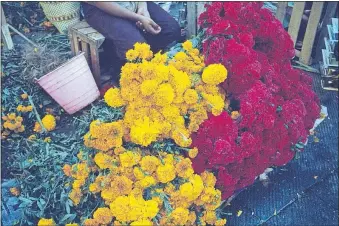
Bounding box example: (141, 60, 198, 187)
(36, 52, 100, 114)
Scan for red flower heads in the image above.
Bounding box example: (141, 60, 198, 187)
(192, 2, 321, 199)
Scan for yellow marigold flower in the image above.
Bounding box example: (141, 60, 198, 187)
(114, 146, 126, 155)
(63, 164, 72, 177)
(101, 188, 117, 203)
(183, 89, 199, 105)
(140, 79, 159, 96)
(21, 93, 28, 99)
(201, 211, 218, 225)
(72, 179, 85, 189)
(15, 125, 25, 133)
(10, 187, 20, 196)
(44, 137, 52, 143)
(197, 187, 219, 205)
(130, 116, 161, 147)
(133, 167, 145, 180)
(72, 162, 90, 180)
(156, 163, 176, 183)
(41, 114, 56, 131)
(188, 147, 199, 158)
(16, 105, 24, 112)
(65, 223, 78, 226)
(16, 116, 23, 123)
(126, 49, 139, 61)
(170, 207, 189, 225)
(154, 83, 175, 106)
(187, 211, 197, 225)
(89, 183, 100, 193)
(119, 151, 141, 168)
(151, 52, 168, 64)
(202, 64, 228, 85)
(83, 219, 99, 226)
(26, 106, 33, 112)
(171, 128, 192, 147)
(151, 196, 163, 207)
(174, 52, 188, 61)
(203, 93, 225, 116)
(104, 87, 125, 108)
(130, 219, 153, 226)
(182, 40, 193, 52)
(180, 174, 204, 201)
(175, 158, 194, 179)
(201, 171, 217, 188)
(94, 152, 114, 169)
(215, 218, 227, 226)
(8, 113, 16, 120)
(93, 207, 113, 225)
(111, 175, 133, 195)
(163, 153, 174, 165)
(134, 42, 153, 60)
(190, 48, 200, 56)
(140, 155, 160, 173)
(33, 122, 42, 133)
(109, 196, 131, 222)
(231, 111, 240, 119)
(28, 135, 37, 141)
(37, 218, 56, 226)
(140, 176, 156, 188)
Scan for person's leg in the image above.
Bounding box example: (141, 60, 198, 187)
(82, 3, 146, 81)
(145, 2, 183, 53)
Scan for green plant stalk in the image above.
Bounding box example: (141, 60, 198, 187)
(22, 89, 46, 133)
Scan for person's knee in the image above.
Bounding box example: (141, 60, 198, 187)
(167, 21, 182, 43)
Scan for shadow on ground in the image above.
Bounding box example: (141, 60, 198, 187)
(223, 72, 338, 226)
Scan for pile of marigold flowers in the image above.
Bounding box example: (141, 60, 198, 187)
(87, 41, 228, 149)
(62, 147, 226, 226)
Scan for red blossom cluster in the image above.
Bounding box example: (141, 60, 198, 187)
(191, 2, 321, 199)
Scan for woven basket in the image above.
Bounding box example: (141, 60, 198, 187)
(40, 1, 80, 34)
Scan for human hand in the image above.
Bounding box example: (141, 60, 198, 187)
(137, 6, 150, 18)
(137, 16, 161, 35)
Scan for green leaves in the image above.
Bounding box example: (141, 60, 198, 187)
(59, 214, 76, 224)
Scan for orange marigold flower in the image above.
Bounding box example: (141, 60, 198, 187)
(63, 164, 72, 177)
(231, 111, 240, 120)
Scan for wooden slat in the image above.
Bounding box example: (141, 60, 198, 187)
(186, 2, 197, 38)
(300, 2, 324, 65)
(77, 27, 98, 35)
(81, 41, 89, 62)
(70, 21, 91, 30)
(288, 2, 306, 46)
(72, 34, 80, 55)
(276, 2, 288, 23)
(196, 2, 205, 30)
(90, 44, 101, 86)
(68, 30, 75, 55)
(88, 33, 105, 47)
(315, 2, 338, 61)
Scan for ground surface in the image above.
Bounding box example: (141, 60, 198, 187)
(2, 2, 338, 226)
(223, 72, 338, 226)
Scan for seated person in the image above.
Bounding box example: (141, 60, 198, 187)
(82, 2, 183, 85)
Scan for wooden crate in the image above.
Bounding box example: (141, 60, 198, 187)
(68, 21, 105, 86)
(275, 2, 339, 65)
